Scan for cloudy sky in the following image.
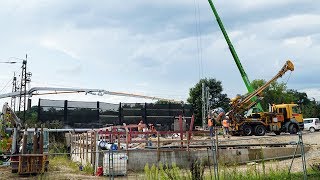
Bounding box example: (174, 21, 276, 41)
(0, 0, 319, 106)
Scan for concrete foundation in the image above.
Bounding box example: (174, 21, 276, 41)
(126, 146, 310, 171)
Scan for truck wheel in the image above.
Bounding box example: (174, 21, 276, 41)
(242, 124, 252, 136)
(254, 125, 266, 136)
(274, 131, 281, 135)
(309, 127, 315, 133)
(289, 124, 298, 134)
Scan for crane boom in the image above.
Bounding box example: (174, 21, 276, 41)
(230, 60, 294, 115)
(207, 0, 262, 110)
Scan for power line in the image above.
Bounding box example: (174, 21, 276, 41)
(193, 0, 204, 79)
(194, 0, 201, 80)
(196, 0, 204, 78)
(0, 77, 13, 93)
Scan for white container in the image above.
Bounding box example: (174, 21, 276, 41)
(272, 117, 278, 122)
(103, 152, 128, 176)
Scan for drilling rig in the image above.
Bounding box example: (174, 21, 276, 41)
(211, 60, 304, 136)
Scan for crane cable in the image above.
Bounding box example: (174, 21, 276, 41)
(193, 0, 203, 79)
(284, 71, 292, 86)
(0, 78, 13, 93)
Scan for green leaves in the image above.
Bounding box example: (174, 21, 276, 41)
(251, 79, 320, 118)
(187, 78, 230, 125)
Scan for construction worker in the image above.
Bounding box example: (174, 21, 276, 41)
(149, 124, 156, 137)
(208, 115, 214, 137)
(222, 116, 230, 138)
(138, 120, 144, 132)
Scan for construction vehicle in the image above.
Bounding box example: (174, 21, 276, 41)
(0, 102, 49, 174)
(207, 0, 262, 111)
(206, 1, 304, 135)
(212, 60, 304, 136)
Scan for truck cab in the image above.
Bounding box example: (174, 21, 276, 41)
(272, 103, 304, 131)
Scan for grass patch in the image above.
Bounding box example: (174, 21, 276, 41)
(49, 155, 79, 172)
(144, 162, 320, 180)
(49, 155, 94, 175)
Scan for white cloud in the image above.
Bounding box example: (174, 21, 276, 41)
(40, 37, 80, 59)
(0, 0, 319, 106)
(283, 36, 313, 48)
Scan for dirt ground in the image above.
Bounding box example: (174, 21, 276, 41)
(0, 130, 319, 179)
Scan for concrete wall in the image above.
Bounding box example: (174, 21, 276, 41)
(70, 136, 310, 172)
(126, 146, 309, 171)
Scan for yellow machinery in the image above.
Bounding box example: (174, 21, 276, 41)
(221, 60, 304, 136)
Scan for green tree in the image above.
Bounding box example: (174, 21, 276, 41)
(286, 89, 310, 105)
(300, 99, 320, 118)
(251, 79, 293, 110)
(155, 100, 171, 104)
(187, 78, 229, 125)
(251, 79, 320, 118)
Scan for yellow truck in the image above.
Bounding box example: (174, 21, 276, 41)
(213, 60, 304, 136)
(235, 103, 304, 136)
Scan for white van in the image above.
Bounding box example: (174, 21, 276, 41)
(303, 118, 320, 132)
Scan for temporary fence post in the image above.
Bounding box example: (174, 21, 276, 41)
(186, 131, 190, 160)
(79, 134, 82, 159)
(117, 131, 120, 150)
(157, 132, 160, 162)
(82, 134, 85, 162)
(179, 115, 183, 148)
(86, 132, 89, 162)
(93, 131, 98, 175)
(189, 115, 195, 138)
(75, 134, 77, 156)
(91, 132, 94, 165)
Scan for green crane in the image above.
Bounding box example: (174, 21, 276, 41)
(207, 0, 263, 111)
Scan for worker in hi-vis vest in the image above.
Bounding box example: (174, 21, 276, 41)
(222, 116, 230, 138)
(208, 115, 214, 137)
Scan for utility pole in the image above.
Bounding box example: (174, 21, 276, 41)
(11, 73, 17, 111)
(18, 54, 32, 122)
